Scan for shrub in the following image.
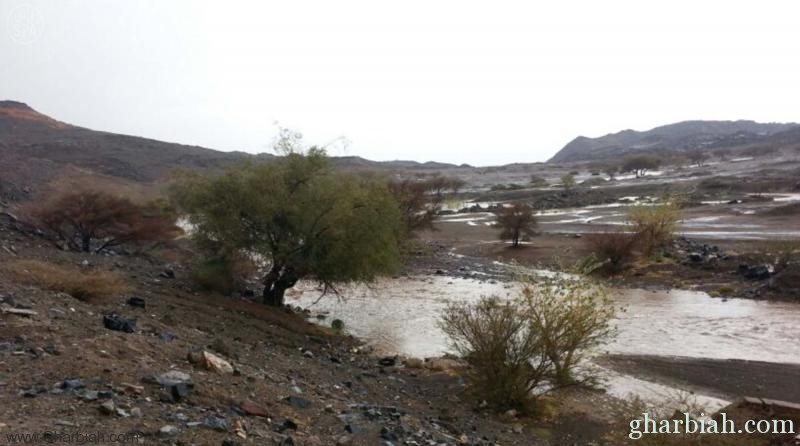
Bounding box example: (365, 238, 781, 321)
(440, 297, 551, 411)
(627, 199, 682, 256)
(28, 190, 181, 253)
(621, 154, 661, 178)
(440, 276, 618, 411)
(560, 174, 576, 191)
(584, 232, 639, 274)
(522, 276, 617, 386)
(4, 260, 130, 301)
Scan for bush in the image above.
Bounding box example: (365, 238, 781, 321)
(4, 259, 130, 301)
(439, 276, 617, 411)
(627, 199, 682, 256)
(493, 203, 537, 248)
(523, 277, 617, 386)
(440, 297, 551, 411)
(584, 232, 639, 274)
(529, 175, 548, 187)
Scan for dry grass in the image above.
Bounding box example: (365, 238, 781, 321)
(3, 259, 130, 302)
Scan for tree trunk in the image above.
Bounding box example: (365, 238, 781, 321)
(262, 264, 299, 306)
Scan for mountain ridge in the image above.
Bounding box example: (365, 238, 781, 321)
(549, 120, 799, 163)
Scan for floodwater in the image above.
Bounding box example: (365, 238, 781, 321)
(288, 275, 800, 406)
(438, 192, 800, 240)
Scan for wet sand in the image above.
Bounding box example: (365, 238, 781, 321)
(599, 355, 800, 404)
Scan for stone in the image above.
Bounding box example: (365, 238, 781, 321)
(284, 396, 311, 409)
(60, 379, 85, 391)
(203, 416, 228, 431)
(126, 297, 146, 309)
(189, 350, 234, 374)
(237, 400, 269, 418)
(99, 400, 116, 415)
(155, 371, 193, 387)
(378, 356, 397, 367)
(0, 305, 37, 317)
(102, 314, 136, 333)
(159, 425, 179, 437)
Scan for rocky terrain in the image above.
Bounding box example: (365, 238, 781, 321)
(549, 120, 799, 163)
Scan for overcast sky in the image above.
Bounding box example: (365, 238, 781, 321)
(2, 1, 799, 166)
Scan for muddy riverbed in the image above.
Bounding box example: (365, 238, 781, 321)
(288, 273, 800, 407)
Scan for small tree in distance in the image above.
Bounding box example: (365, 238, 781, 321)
(560, 173, 576, 192)
(494, 202, 537, 248)
(604, 165, 618, 181)
(687, 151, 709, 167)
(621, 154, 661, 178)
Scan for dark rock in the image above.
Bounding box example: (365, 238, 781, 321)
(159, 332, 177, 342)
(60, 379, 85, 391)
(739, 264, 773, 280)
(284, 396, 311, 409)
(159, 269, 175, 279)
(277, 418, 298, 433)
(126, 297, 146, 309)
(203, 415, 228, 431)
(378, 356, 397, 367)
(102, 314, 137, 333)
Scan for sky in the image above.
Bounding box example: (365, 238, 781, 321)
(2, 1, 800, 166)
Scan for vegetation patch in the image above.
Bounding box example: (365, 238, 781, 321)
(3, 259, 130, 301)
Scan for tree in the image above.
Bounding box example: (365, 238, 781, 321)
(560, 173, 576, 192)
(529, 175, 548, 187)
(30, 191, 180, 253)
(172, 147, 404, 306)
(603, 165, 619, 181)
(494, 203, 537, 248)
(687, 151, 709, 167)
(621, 155, 661, 178)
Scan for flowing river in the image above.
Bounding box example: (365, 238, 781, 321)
(288, 275, 800, 408)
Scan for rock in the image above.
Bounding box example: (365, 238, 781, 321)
(102, 314, 136, 333)
(126, 297, 146, 309)
(159, 332, 177, 342)
(278, 418, 298, 432)
(739, 264, 773, 280)
(60, 379, 85, 391)
(0, 305, 37, 317)
(159, 269, 175, 279)
(284, 396, 311, 409)
(130, 407, 142, 417)
(378, 356, 397, 367)
(189, 350, 234, 374)
(335, 435, 353, 445)
(237, 400, 269, 418)
(203, 415, 228, 431)
(331, 319, 345, 331)
(99, 400, 116, 415)
(159, 425, 179, 437)
(155, 371, 193, 387)
(303, 350, 314, 358)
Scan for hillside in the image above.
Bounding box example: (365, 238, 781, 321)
(549, 120, 799, 163)
(0, 101, 457, 201)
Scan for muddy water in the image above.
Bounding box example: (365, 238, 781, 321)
(288, 276, 800, 405)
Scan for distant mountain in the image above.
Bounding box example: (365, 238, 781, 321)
(549, 120, 799, 163)
(0, 101, 457, 201)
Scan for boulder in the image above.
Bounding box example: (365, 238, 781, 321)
(188, 350, 234, 374)
(102, 314, 136, 333)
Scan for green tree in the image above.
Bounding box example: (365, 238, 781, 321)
(621, 155, 661, 178)
(172, 147, 403, 306)
(560, 173, 576, 192)
(494, 202, 537, 248)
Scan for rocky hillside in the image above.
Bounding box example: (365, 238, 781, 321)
(0, 101, 457, 202)
(549, 120, 798, 163)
